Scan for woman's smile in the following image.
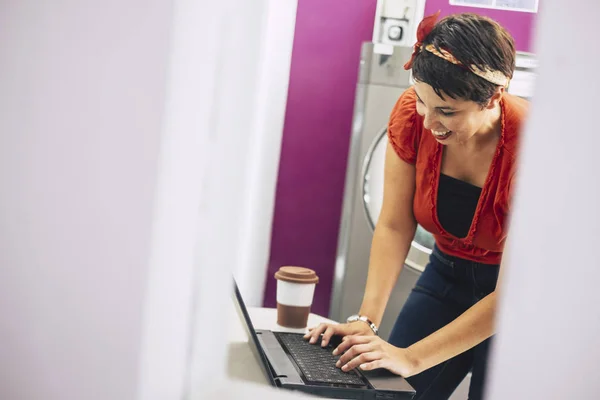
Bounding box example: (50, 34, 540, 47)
(431, 129, 453, 141)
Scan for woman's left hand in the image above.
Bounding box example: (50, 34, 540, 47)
(333, 335, 419, 378)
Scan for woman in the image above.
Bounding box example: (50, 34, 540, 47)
(304, 12, 527, 400)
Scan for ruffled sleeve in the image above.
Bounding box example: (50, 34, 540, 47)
(387, 87, 421, 165)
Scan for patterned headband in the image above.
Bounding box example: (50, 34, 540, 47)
(404, 11, 510, 88)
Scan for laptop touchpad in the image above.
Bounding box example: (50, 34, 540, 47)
(360, 369, 415, 392)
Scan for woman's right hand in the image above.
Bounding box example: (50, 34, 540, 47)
(303, 321, 375, 348)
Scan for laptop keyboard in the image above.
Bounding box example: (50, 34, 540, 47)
(275, 332, 365, 386)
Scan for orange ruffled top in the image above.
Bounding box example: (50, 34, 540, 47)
(387, 87, 528, 265)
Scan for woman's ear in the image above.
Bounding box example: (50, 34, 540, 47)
(485, 86, 505, 110)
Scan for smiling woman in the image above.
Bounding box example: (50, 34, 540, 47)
(412, 81, 503, 146)
(305, 12, 528, 400)
(409, 12, 515, 147)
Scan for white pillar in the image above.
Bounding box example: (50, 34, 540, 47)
(137, 0, 297, 398)
(486, 1, 600, 398)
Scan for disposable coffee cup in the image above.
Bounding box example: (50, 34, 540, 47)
(274, 266, 319, 328)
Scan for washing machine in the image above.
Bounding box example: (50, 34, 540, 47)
(328, 42, 435, 340)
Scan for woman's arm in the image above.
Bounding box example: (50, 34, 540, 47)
(336, 252, 508, 377)
(405, 291, 497, 375)
(407, 247, 508, 374)
(305, 143, 418, 346)
(358, 143, 418, 327)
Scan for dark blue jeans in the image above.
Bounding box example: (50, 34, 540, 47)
(388, 246, 500, 400)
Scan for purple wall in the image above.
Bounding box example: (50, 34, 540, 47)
(263, 0, 377, 316)
(424, 1, 537, 52)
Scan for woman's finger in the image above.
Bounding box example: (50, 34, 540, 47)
(303, 323, 328, 343)
(332, 335, 374, 355)
(320, 326, 337, 347)
(342, 351, 383, 372)
(335, 343, 372, 367)
(359, 359, 384, 371)
(308, 324, 327, 343)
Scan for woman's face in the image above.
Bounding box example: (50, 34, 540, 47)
(413, 81, 501, 145)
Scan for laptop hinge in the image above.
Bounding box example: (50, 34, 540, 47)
(255, 330, 304, 386)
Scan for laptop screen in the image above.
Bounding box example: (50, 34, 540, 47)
(232, 280, 276, 386)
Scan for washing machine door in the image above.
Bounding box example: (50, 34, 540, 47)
(362, 127, 435, 273)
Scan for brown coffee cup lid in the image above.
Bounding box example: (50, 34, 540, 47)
(274, 266, 319, 284)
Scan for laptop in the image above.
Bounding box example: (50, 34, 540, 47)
(232, 280, 415, 399)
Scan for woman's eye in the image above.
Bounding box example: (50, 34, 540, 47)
(440, 110, 455, 117)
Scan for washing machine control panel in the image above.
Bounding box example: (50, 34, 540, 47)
(380, 18, 410, 46)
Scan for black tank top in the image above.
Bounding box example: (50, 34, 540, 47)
(437, 173, 482, 239)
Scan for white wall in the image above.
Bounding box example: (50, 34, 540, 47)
(232, 0, 298, 308)
(137, 0, 296, 397)
(0, 0, 295, 399)
(486, 1, 600, 398)
(0, 1, 173, 399)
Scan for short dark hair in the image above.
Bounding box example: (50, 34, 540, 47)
(411, 13, 516, 106)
